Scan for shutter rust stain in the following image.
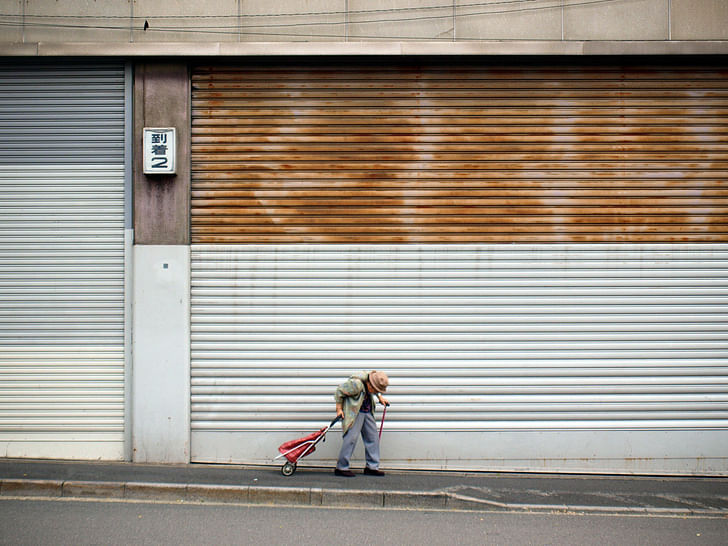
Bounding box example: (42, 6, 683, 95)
(191, 62, 728, 243)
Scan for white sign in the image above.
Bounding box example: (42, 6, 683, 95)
(143, 127, 176, 174)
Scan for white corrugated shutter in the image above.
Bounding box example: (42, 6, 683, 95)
(190, 244, 728, 474)
(0, 63, 126, 460)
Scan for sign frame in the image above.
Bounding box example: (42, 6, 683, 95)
(143, 127, 177, 175)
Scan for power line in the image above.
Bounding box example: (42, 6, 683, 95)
(229, 0, 619, 30)
(0, 0, 625, 31)
(0, 0, 639, 40)
(0, 1, 583, 20)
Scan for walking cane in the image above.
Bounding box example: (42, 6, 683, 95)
(379, 402, 389, 439)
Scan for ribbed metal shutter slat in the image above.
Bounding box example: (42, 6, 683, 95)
(0, 63, 125, 459)
(191, 62, 728, 244)
(190, 243, 728, 434)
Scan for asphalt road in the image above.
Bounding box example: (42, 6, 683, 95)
(1, 498, 727, 546)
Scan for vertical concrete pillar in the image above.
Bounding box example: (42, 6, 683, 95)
(133, 63, 190, 245)
(132, 62, 190, 463)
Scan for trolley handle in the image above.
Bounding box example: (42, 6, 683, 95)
(329, 415, 343, 428)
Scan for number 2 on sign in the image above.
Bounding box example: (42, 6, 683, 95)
(151, 157, 168, 168)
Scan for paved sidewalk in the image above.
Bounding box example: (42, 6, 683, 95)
(1, 458, 727, 516)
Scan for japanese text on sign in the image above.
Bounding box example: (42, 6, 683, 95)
(143, 128, 176, 174)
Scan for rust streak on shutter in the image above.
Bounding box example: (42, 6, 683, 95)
(191, 61, 728, 244)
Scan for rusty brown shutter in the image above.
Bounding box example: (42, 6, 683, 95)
(191, 61, 728, 244)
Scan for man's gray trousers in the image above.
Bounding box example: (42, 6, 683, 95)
(336, 411, 380, 471)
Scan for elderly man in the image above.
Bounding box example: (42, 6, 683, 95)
(334, 370, 390, 477)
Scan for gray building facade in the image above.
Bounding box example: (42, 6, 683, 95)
(1, 0, 727, 474)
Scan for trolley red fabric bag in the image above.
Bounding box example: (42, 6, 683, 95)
(274, 416, 342, 476)
(277, 427, 327, 463)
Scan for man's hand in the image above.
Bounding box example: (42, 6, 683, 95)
(378, 395, 390, 407)
(336, 404, 344, 419)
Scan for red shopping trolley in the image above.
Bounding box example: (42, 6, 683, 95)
(274, 416, 342, 476)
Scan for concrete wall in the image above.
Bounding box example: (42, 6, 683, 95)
(1, 0, 727, 44)
(132, 245, 190, 463)
(131, 62, 191, 463)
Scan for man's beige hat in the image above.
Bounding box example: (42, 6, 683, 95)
(368, 371, 389, 392)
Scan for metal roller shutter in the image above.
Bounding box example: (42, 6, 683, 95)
(0, 63, 126, 460)
(190, 61, 728, 473)
(191, 62, 728, 243)
(191, 243, 728, 473)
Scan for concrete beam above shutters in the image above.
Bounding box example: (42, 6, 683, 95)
(3, 42, 728, 57)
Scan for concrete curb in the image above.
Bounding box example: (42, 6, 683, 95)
(1, 478, 725, 516)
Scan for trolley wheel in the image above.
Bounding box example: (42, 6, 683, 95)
(281, 462, 296, 476)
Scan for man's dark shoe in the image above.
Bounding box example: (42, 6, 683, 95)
(334, 468, 356, 477)
(364, 467, 385, 476)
